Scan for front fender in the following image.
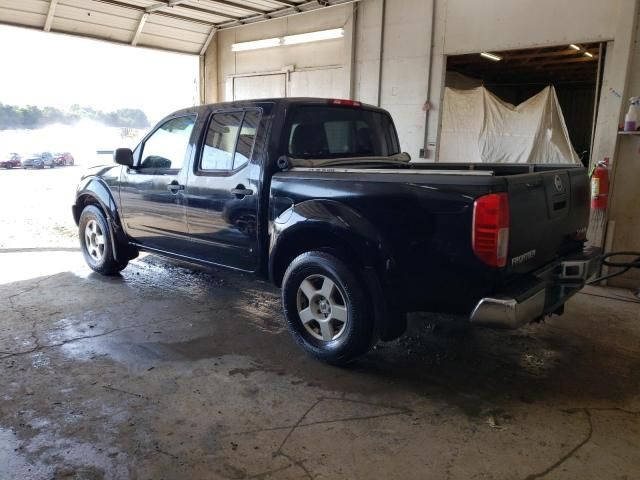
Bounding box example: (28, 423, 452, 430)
(73, 176, 120, 226)
(73, 176, 135, 261)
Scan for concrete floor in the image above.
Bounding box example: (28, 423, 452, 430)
(1, 167, 640, 479)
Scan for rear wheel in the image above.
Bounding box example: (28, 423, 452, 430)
(79, 205, 128, 275)
(282, 251, 374, 365)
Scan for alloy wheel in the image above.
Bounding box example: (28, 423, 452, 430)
(296, 274, 349, 341)
(84, 219, 105, 262)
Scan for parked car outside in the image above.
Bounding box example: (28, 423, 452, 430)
(0, 153, 21, 169)
(54, 152, 75, 166)
(22, 152, 55, 169)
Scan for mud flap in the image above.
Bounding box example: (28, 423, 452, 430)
(363, 266, 407, 342)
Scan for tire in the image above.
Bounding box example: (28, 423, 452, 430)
(282, 251, 374, 365)
(79, 205, 128, 275)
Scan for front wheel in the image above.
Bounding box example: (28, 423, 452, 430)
(79, 205, 128, 275)
(282, 251, 374, 365)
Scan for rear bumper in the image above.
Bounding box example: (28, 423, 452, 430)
(470, 247, 601, 328)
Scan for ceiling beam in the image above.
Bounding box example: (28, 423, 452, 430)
(503, 48, 599, 61)
(448, 49, 599, 66)
(146, 0, 243, 20)
(184, 0, 266, 14)
(269, 0, 302, 8)
(43, 0, 59, 32)
(131, 12, 149, 46)
(90, 0, 216, 26)
(200, 27, 217, 55)
(215, 0, 360, 29)
(146, 1, 189, 13)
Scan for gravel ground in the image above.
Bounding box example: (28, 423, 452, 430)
(0, 165, 82, 250)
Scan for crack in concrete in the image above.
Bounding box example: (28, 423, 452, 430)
(5, 274, 56, 300)
(274, 398, 323, 456)
(228, 411, 415, 438)
(243, 396, 412, 480)
(523, 408, 593, 480)
(102, 385, 151, 401)
(246, 455, 306, 480)
(578, 406, 640, 416)
(0, 316, 176, 361)
(278, 452, 314, 480)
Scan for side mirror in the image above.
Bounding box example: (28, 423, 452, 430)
(114, 148, 134, 167)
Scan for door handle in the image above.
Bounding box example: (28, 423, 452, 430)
(167, 181, 185, 193)
(231, 185, 254, 198)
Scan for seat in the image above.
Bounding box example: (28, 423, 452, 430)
(290, 124, 329, 157)
(355, 127, 375, 155)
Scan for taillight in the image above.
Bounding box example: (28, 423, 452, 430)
(329, 99, 362, 107)
(472, 193, 510, 267)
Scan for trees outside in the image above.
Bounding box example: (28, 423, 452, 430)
(0, 103, 150, 129)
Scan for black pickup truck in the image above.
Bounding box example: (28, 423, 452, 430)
(73, 98, 599, 364)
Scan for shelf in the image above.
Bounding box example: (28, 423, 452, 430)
(618, 131, 640, 135)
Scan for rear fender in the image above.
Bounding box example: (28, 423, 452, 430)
(269, 199, 400, 341)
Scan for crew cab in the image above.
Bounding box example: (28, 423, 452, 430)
(72, 98, 599, 364)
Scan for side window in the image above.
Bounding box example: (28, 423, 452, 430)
(233, 110, 260, 170)
(201, 112, 242, 171)
(140, 116, 195, 172)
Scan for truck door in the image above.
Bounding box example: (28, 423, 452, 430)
(183, 109, 262, 272)
(119, 114, 196, 255)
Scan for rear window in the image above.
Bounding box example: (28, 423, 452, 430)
(286, 106, 400, 159)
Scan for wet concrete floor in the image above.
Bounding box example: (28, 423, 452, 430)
(0, 249, 639, 479)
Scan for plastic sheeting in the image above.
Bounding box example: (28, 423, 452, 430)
(439, 86, 579, 164)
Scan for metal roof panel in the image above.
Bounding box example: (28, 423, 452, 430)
(0, 0, 358, 54)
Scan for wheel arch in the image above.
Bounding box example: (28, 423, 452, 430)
(73, 177, 119, 226)
(74, 177, 136, 261)
(269, 200, 395, 289)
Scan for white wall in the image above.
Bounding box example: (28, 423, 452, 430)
(606, 6, 640, 288)
(441, 0, 620, 54)
(211, 6, 353, 102)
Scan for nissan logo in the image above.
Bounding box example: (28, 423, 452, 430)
(554, 175, 564, 192)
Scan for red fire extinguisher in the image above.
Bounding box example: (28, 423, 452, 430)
(591, 157, 609, 210)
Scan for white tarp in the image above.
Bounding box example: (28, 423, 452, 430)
(439, 86, 579, 164)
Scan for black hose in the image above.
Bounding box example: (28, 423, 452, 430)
(586, 251, 640, 285)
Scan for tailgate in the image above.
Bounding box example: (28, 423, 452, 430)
(506, 167, 590, 274)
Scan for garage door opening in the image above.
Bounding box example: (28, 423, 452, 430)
(443, 43, 604, 166)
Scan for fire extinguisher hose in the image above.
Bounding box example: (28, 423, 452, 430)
(587, 251, 640, 285)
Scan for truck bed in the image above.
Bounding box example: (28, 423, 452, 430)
(271, 162, 590, 313)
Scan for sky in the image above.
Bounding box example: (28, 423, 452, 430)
(0, 25, 199, 123)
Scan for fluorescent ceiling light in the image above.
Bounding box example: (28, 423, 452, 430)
(480, 52, 502, 62)
(232, 28, 345, 52)
(569, 44, 581, 51)
(584, 51, 594, 58)
(232, 37, 281, 52)
(283, 28, 344, 45)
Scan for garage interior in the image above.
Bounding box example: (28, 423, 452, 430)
(1, 0, 640, 479)
(446, 43, 603, 166)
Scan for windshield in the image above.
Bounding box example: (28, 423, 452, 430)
(286, 106, 400, 159)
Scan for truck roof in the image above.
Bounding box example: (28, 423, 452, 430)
(170, 97, 387, 118)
